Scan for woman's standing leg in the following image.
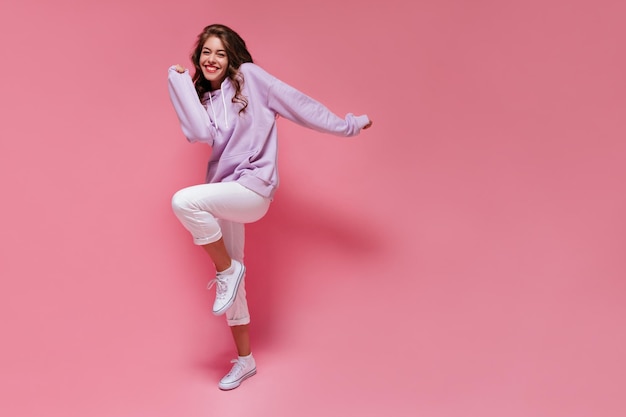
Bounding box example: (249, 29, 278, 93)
(217, 219, 256, 390)
(229, 325, 250, 356)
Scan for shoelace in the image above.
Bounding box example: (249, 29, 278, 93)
(207, 275, 227, 300)
(225, 359, 246, 378)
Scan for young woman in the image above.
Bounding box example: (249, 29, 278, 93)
(168, 23, 372, 390)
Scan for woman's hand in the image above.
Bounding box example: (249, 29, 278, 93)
(363, 120, 373, 130)
(173, 64, 186, 73)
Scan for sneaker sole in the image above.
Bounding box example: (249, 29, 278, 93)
(213, 264, 246, 316)
(218, 368, 257, 391)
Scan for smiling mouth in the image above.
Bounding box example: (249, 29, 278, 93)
(204, 66, 219, 73)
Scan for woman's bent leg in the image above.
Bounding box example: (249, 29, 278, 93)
(171, 182, 269, 315)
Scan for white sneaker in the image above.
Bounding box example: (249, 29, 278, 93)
(207, 260, 245, 316)
(218, 355, 257, 391)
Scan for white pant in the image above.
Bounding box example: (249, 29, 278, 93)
(171, 182, 271, 326)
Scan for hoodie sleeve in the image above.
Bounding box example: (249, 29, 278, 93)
(245, 65, 369, 137)
(167, 66, 217, 145)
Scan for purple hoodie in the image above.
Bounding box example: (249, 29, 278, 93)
(168, 63, 370, 199)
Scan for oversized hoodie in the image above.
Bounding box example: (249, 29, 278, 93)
(167, 63, 370, 199)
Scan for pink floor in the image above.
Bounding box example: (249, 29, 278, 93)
(2, 1, 625, 416)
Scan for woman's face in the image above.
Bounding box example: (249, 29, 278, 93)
(200, 36, 229, 89)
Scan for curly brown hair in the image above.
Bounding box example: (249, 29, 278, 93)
(191, 24, 253, 114)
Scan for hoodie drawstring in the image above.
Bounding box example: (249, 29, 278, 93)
(208, 88, 229, 131)
(221, 91, 229, 129)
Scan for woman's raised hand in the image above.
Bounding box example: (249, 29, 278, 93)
(173, 64, 186, 73)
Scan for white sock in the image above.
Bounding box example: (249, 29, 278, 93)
(218, 261, 236, 275)
(239, 353, 252, 361)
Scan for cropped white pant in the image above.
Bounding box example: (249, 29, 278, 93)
(171, 182, 271, 326)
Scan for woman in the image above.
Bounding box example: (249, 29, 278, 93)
(168, 23, 372, 390)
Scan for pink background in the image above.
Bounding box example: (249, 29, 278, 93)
(1, 0, 625, 416)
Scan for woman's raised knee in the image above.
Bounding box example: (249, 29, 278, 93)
(171, 189, 192, 214)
